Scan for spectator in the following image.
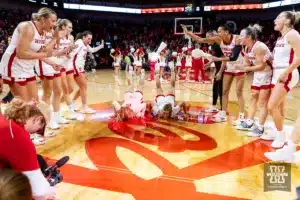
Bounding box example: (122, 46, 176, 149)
(0, 169, 32, 200)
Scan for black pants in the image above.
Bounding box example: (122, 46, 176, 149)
(212, 62, 223, 110)
(37, 155, 48, 173)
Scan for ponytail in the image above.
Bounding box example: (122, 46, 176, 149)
(243, 23, 263, 40)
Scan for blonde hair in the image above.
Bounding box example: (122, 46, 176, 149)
(4, 98, 50, 125)
(282, 11, 300, 26)
(57, 18, 72, 30)
(32, 7, 56, 21)
(243, 23, 263, 40)
(0, 169, 32, 200)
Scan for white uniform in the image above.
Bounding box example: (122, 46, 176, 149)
(70, 39, 103, 77)
(246, 41, 272, 90)
(185, 55, 192, 68)
(57, 36, 73, 73)
(176, 54, 182, 67)
(159, 56, 166, 68)
(152, 94, 180, 118)
(1, 21, 45, 85)
(272, 30, 299, 92)
(135, 55, 142, 68)
(122, 91, 146, 117)
(35, 32, 60, 79)
(113, 55, 122, 67)
(220, 35, 244, 76)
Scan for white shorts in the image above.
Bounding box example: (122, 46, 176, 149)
(113, 62, 121, 67)
(271, 68, 299, 92)
(123, 91, 143, 105)
(224, 60, 245, 76)
(185, 62, 192, 68)
(1, 52, 35, 79)
(251, 70, 272, 90)
(160, 62, 166, 68)
(73, 63, 85, 77)
(35, 59, 60, 79)
(155, 94, 175, 109)
(176, 63, 182, 67)
(57, 57, 73, 73)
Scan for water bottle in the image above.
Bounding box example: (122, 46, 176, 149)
(177, 112, 184, 121)
(198, 111, 204, 123)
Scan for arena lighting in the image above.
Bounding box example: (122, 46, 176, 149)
(141, 7, 184, 14)
(263, 0, 300, 9)
(204, 0, 300, 11)
(63, 3, 141, 14)
(204, 4, 263, 11)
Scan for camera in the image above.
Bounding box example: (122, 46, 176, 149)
(43, 156, 69, 186)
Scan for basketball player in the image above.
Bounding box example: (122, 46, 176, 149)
(0, 8, 68, 102)
(57, 19, 78, 120)
(175, 49, 183, 79)
(112, 69, 146, 121)
(182, 24, 245, 124)
(110, 48, 122, 85)
(192, 43, 209, 82)
(185, 49, 193, 82)
(168, 51, 177, 74)
(35, 28, 71, 130)
(148, 48, 160, 81)
(71, 31, 104, 114)
(159, 49, 167, 82)
(264, 11, 300, 162)
(152, 72, 186, 119)
(235, 24, 273, 137)
(134, 48, 144, 79)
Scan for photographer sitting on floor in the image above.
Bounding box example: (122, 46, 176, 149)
(0, 98, 56, 200)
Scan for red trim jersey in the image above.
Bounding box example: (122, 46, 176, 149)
(0, 115, 55, 197)
(0, 21, 45, 78)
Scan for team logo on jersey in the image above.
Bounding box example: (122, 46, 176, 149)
(34, 39, 46, 44)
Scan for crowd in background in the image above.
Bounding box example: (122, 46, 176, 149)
(1, 8, 300, 67)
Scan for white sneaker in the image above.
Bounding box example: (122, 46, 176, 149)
(204, 107, 218, 113)
(55, 114, 70, 124)
(247, 126, 264, 137)
(47, 118, 60, 130)
(70, 103, 79, 111)
(81, 106, 96, 114)
(30, 134, 45, 146)
(232, 112, 245, 126)
(44, 130, 56, 138)
(264, 145, 296, 163)
(68, 109, 77, 120)
(260, 131, 277, 141)
(212, 110, 227, 122)
(271, 133, 286, 148)
(236, 119, 254, 131)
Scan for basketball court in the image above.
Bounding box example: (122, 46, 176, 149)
(2, 68, 299, 199)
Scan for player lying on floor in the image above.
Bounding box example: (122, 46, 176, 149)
(152, 72, 188, 119)
(112, 68, 147, 121)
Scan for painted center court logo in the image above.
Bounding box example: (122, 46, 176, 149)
(264, 163, 291, 192)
